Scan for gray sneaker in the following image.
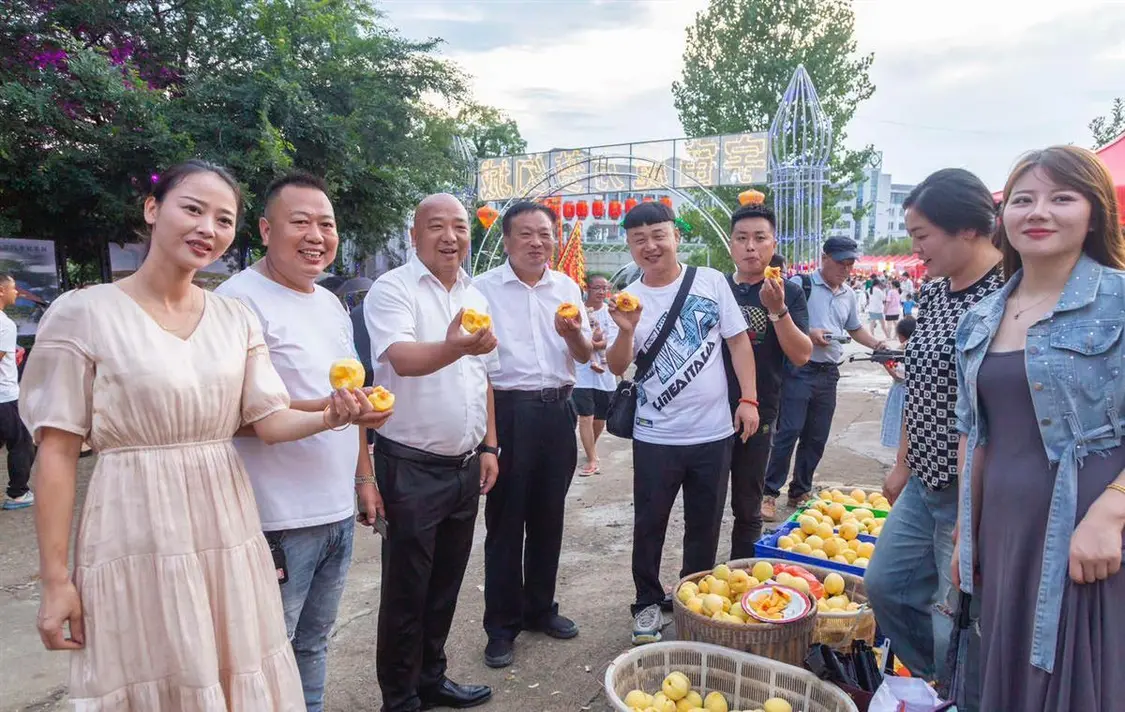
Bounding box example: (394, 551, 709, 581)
(631, 604, 663, 645)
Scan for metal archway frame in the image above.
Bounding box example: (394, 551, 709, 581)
(472, 154, 735, 274)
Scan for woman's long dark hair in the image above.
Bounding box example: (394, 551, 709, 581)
(996, 146, 1124, 278)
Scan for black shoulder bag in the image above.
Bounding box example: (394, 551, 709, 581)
(605, 266, 697, 439)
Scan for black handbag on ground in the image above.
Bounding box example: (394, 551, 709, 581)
(605, 266, 697, 439)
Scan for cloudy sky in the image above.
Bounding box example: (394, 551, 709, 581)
(379, 0, 1125, 190)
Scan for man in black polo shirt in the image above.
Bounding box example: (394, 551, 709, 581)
(722, 203, 812, 558)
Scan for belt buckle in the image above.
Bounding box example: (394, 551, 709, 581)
(462, 449, 476, 468)
(540, 387, 558, 403)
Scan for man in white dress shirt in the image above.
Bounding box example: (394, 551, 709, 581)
(473, 201, 593, 669)
(364, 193, 499, 712)
(217, 173, 392, 712)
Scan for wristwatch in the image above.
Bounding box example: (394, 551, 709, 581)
(479, 444, 501, 457)
(768, 307, 789, 322)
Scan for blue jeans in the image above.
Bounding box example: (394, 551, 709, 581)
(764, 363, 839, 499)
(275, 517, 355, 712)
(864, 476, 957, 680)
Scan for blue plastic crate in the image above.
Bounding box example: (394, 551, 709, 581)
(754, 520, 878, 578)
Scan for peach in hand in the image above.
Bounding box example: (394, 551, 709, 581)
(615, 292, 639, 312)
(329, 358, 366, 390)
(367, 386, 395, 412)
(556, 302, 580, 320)
(461, 308, 492, 334)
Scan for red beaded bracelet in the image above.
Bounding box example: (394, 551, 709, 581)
(739, 398, 759, 408)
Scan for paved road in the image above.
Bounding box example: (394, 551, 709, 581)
(1, 349, 894, 711)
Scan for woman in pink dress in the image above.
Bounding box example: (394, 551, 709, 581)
(21, 160, 373, 710)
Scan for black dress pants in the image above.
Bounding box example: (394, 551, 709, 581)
(631, 435, 732, 614)
(483, 389, 578, 642)
(728, 412, 776, 560)
(0, 399, 33, 499)
(374, 436, 480, 712)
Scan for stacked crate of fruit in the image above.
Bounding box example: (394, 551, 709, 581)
(754, 489, 891, 577)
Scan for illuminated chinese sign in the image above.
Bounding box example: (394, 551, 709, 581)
(476, 132, 769, 202)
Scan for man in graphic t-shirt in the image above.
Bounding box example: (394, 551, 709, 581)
(606, 201, 759, 645)
(721, 204, 812, 559)
(217, 172, 392, 712)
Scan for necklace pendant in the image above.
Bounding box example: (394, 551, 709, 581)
(1014, 313, 1020, 321)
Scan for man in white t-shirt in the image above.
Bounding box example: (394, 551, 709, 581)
(0, 275, 33, 510)
(868, 276, 887, 338)
(606, 202, 760, 645)
(573, 273, 618, 475)
(216, 173, 392, 712)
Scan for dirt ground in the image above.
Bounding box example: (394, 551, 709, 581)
(0, 347, 895, 712)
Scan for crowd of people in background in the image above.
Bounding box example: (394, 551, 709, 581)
(4, 143, 1124, 712)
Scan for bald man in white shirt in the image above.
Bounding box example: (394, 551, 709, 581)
(473, 202, 593, 669)
(364, 194, 499, 712)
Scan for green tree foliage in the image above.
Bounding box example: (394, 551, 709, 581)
(0, 0, 506, 273)
(457, 103, 527, 159)
(1090, 98, 1125, 149)
(867, 236, 912, 256)
(672, 0, 875, 233)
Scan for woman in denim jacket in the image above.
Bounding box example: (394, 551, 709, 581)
(954, 145, 1125, 710)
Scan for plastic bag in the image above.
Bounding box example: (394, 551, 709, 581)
(868, 677, 952, 712)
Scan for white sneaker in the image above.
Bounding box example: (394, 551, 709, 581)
(3, 491, 33, 510)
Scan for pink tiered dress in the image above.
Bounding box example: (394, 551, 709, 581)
(20, 284, 304, 711)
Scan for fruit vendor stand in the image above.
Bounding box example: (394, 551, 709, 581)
(602, 488, 937, 712)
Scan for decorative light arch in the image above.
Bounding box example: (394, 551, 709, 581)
(472, 154, 734, 274)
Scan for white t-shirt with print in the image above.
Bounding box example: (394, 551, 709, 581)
(576, 303, 618, 392)
(216, 268, 360, 531)
(626, 265, 747, 446)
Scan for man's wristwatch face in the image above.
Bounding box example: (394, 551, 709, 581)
(768, 308, 788, 322)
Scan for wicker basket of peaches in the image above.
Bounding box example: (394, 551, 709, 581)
(673, 559, 875, 662)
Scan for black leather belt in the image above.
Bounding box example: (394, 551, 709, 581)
(374, 435, 477, 469)
(494, 385, 574, 403)
(805, 361, 841, 371)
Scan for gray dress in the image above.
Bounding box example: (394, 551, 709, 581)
(977, 350, 1125, 711)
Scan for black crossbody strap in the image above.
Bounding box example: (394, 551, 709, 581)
(633, 266, 697, 380)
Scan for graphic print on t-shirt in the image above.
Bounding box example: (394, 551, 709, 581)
(741, 303, 770, 345)
(638, 294, 720, 410)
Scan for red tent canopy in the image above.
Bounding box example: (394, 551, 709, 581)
(854, 254, 924, 278)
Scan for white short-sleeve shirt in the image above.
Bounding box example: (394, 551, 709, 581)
(216, 268, 360, 531)
(365, 256, 497, 457)
(625, 265, 747, 446)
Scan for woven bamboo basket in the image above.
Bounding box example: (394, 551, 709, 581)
(729, 558, 876, 651)
(605, 641, 859, 712)
(672, 566, 817, 667)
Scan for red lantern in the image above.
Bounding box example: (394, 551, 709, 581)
(576, 201, 589, 219)
(592, 200, 605, 219)
(563, 202, 575, 220)
(659, 196, 673, 210)
(624, 197, 638, 213)
(476, 205, 500, 229)
(608, 200, 622, 220)
(643, 196, 654, 202)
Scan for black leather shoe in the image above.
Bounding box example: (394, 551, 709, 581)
(525, 614, 579, 640)
(420, 678, 493, 709)
(484, 638, 514, 668)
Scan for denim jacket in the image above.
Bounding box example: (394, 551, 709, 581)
(954, 253, 1125, 673)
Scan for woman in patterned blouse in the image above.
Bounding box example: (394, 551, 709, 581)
(864, 168, 1003, 694)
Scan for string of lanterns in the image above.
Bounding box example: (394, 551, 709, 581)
(475, 190, 766, 230)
